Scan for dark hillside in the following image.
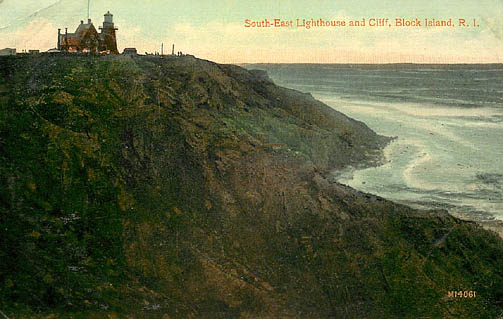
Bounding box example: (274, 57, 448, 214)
(0, 55, 502, 318)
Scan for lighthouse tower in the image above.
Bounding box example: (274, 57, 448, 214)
(99, 11, 118, 54)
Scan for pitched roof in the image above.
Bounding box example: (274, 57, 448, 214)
(75, 23, 98, 39)
(75, 23, 93, 37)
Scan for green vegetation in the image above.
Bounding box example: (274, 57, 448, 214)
(0, 55, 502, 318)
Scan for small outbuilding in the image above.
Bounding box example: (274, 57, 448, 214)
(0, 48, 16, 56)
(46, 48, 61, 53)
(122, 48, 138, 55)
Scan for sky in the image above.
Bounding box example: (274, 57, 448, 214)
(1, 0, 503, 63)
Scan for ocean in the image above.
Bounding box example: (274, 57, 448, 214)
(247, 64, 503, 224)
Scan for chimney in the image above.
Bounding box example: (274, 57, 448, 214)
(57, 28, 61, 50)
(88, 18, 92, 24)
(81, 20, 84, 24)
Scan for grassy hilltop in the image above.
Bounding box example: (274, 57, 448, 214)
(0, 54, 502, 318)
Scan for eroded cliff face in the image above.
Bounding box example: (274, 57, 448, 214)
(1, 55, 502, 318)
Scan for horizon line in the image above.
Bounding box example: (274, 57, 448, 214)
(3, 50, 503, 66)
(236, 62, 503, 66)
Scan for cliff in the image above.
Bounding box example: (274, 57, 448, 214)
(0, 55, 502, 318)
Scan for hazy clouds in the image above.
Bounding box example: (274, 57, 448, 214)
(1, 0, 503, 62)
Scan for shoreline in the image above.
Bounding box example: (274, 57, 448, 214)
(333, 138, 503, 239)
(452, 212, 503, 239)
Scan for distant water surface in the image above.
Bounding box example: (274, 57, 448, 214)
(247, 64, 503, 223)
